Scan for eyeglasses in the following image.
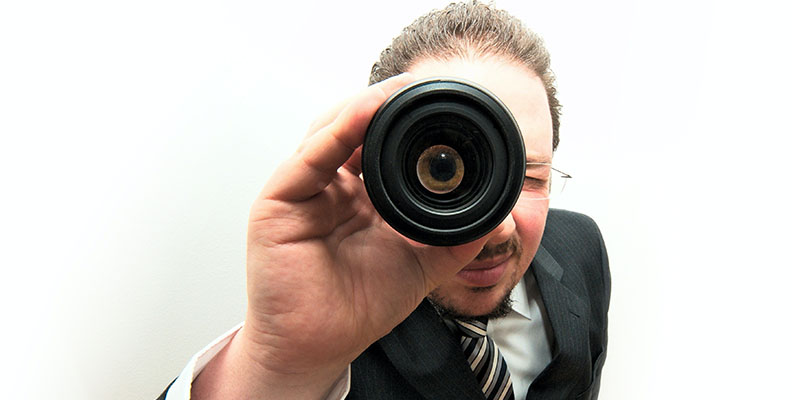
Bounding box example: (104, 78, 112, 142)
(524, 162, 573, 200)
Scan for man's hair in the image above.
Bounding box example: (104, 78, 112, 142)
(369, 1, 561, 150)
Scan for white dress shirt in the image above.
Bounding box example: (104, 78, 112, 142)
(166, 271, 552, 400)
(489, 270, 554, 400)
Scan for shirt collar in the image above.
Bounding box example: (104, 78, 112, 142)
(508, 271, 532, 320)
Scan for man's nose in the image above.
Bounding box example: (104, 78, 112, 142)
(483, 213, 516, 247)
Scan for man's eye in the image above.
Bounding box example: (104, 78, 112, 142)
(523, 176, 548, 190)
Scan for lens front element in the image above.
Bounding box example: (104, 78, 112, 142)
(416, 145, 464, 195)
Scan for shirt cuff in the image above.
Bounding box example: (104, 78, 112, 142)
(165, 323, 351, 400)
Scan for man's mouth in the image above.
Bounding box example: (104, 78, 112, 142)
(457, 252, 514, 287)
(462, 252, 514, 270)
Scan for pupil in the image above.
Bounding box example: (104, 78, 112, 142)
(429, 153, 456, 182)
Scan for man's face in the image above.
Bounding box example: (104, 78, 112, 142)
(408, 56, 553, 319)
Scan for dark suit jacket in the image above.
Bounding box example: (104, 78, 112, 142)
(158, 209, 610, 400)
(346, 209, 610, 400)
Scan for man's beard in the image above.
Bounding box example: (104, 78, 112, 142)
(429, 289, 514, 320)
(427, 237, 521, 320)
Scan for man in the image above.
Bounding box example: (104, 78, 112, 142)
(159, 2, 609, 399)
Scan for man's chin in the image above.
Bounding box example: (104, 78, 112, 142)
(427, 288, 513, 320)
(430, 237, 524, 320)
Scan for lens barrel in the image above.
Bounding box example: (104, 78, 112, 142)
(362, 78, 526, 246)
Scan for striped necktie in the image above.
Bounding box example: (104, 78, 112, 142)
(449, 318, 514, 400)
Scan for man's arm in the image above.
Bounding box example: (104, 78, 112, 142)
(156, 324, 350, 400)
(176, 73, 497, 400)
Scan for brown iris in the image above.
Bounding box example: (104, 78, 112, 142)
(415, 144, 465, 194)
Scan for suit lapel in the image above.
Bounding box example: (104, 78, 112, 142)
(526, 245, 589, 399)
(378, 300, 486, 400)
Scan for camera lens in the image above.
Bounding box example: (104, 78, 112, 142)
(362, 78, 525, 246)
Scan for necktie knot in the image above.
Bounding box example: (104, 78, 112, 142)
(452, 318, 488, 339)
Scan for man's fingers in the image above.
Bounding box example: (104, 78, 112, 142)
(342, 145, 363, 176)
(265, 73, 414, 201)
(304, 97, 351, 141)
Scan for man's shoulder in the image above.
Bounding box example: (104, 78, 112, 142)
(544, 208, 603, 242)
(540, 208, 608, 280)
(539, 209, 609, 295)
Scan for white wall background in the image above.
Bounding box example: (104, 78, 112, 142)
(2, 0, 798, 398)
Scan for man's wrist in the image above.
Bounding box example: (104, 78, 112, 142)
(190, 326, 349, 400)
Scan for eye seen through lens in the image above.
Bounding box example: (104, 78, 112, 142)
(416, 144, 464, 194)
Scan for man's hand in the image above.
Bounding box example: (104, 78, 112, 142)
(191, 74, 492, 399)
